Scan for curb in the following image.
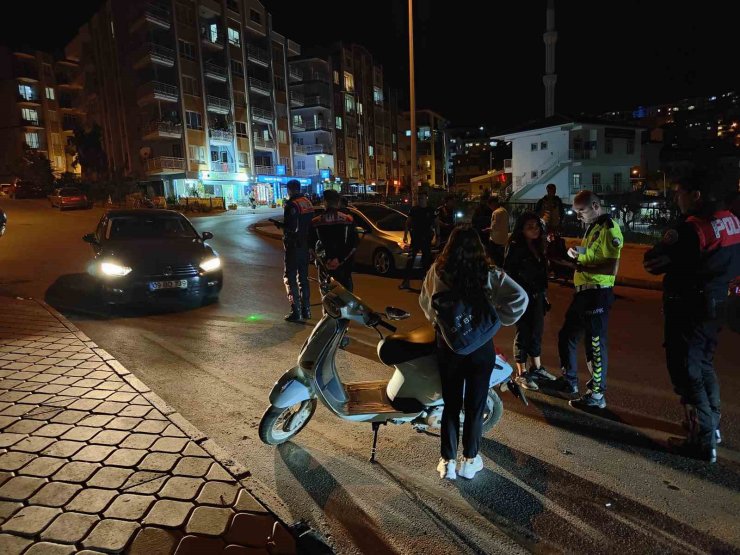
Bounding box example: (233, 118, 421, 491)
(32, 297, 304, 540)
(250, 221, 282, 240)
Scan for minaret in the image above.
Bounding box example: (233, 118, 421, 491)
(543, 0, 557, 118)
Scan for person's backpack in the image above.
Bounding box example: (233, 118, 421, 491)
(431, 289, 501, 355)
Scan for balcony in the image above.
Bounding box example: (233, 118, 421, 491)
(298, 95, 330, 109)
(142, 121, 183, 140)
(131, 3, 171, 31)
(246, 45, 269, 67)
(226, 0, 239, 13)
(210, 161, 236, 173)
(206, 95, 230, 114)
(292, 121, 331, 133)
(56, 73, 82, 89)
(248, 77, 271, 96)
(251, 107, 273, 124)
(300, 71, 329, 83)
(289, 91, 304, 107)
(146, 156, 185, 174)
(568, 149, 596, 161)
(288, 66, 303, 82)
(293, 169, 315, 177)
(204, 62, 227, 82)
(137, 81, 179, 106)
(133, 43, 176, 70)
(252, 135, 275, 150)
(14, 65, 39, 82)
(209, 128, 234, 144)
(201, 32, 224, 51)
(200, 0, 221, 17)
(292, 119, 306, 132)
(255, 165, 274, 175)
(17, 94, 41, 105)
(62, 118, 79, 132)
(293, 143, 331, 155)
(21, 118, 44, 129)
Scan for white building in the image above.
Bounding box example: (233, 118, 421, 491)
(494, 117, 643, 203)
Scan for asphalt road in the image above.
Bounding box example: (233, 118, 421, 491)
(1, 198, 739, 554)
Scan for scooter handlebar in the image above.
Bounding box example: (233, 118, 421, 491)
(376, 319, 397, 333)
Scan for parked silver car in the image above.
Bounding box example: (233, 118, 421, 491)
(297, 202, 435, 276)
(49, 187, 90, 210)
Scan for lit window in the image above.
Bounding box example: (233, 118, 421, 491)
(21, 108, 39, 124)
(369, 145, 374, 157)
(25, 132, 39, 148)
(343, 71, 354, 92)
(278, 130, 287, 144)
(46, 87, 54, 100)
(228, 27, 240, 46)
(335, 116, 342, 130)
(333, 70, 339, 84)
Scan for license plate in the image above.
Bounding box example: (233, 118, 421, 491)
(149, 280, 188, 290)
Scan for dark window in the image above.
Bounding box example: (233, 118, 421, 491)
(249, 9, 261, 23)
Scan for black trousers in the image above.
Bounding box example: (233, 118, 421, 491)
(404, 237, 432, 280)
(514, 292, 545, 363)
(664, 296, 722, 448)
(328, 262, 353, 292)
(558, 287, 614, 393)
(437, 337, 495, 460)
(489, 243, 506, 267)
(283, 246, 310, 310)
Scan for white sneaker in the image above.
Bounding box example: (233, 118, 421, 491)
(436, 458, 456, 480)
(458, 455, 483, 479)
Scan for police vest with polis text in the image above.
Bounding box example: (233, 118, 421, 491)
(689, 209, 740, 298)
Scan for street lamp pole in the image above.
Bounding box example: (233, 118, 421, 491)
(408, 0, 417, 202)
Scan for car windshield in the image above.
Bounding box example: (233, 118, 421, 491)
(355, 205, 406, 231)
(106, 215, 197, 240)
(60, 188, 82, 196)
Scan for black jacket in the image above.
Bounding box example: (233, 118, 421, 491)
(504, 239, 549, 294)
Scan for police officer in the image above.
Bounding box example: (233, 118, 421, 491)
(311, 189, 358, 291)
(436, 194, 456, 247)
(279, 179, 314, 322)
(399, 190, 436, 290)
(643, 175, 740, 463)
(552, 190, 623, 410)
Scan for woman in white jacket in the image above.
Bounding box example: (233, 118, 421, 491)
(419, 226, 528, 480)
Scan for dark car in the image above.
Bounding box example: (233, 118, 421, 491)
(83, 209, 223, 305)
(12, 181, 46, 199)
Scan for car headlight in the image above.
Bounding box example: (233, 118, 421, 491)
(100, 262, 132, 276)
(396, 241, 410, 252)
(200, 257, 221, 272)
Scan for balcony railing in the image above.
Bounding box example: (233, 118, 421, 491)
(137, 81, 179, 105)
(303, 71, 329, 83)
(206, 95, 230, 113)
(251, 107, 274, 123)
(201, 32, 224, 49)
(21, 118, 43, 127)
(135, 42, 176, 68)
(142, 121, 183, 139)
(204, 62, 227, 81)
(289, 66, 303, 81)
(289, 91, 304, 106)
(293, 121, 330, 132)
(246, 45, 269, 66)
(146, 156, 185, 173)
(252, 136, 275, 150)
(17, 94, 40, 104)
(292, 120, 306, 132)
(210, 161, 236, 173)
(302, 95, 330, 108)
(293, 143, 331, 155)
(293, 169, 315, 177)
(254, 165, 274, 175)
(135, 3, 171, 30)
(568, 149, 596, 161)
(209, 128, 234, 142)
(248, 77, 271, 95)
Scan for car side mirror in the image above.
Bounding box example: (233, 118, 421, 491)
(202, 231, 214, 240)
(385, 306, 410, 320)
(82, 233, 98, 244)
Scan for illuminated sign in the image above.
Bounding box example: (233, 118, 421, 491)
(276, 165, 286, 176)
(256, 175, 310, 186)
(320, 169, 330, 180)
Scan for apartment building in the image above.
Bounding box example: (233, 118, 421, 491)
(0, 47, 84, 181)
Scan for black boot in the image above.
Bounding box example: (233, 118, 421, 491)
(284, 305, 301, 322)
(301, 306, 312, 320)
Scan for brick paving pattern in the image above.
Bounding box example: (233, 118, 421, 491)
(0, 297, 295, 554)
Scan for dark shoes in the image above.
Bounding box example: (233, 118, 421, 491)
(668, 437, 717, 463)
(569, 392, 606, 410)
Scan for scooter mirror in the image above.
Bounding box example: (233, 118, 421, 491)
(385, 306, 410, 320)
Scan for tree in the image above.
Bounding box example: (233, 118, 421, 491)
(69, 124, 108, 182)
(9, 146, 54, 192)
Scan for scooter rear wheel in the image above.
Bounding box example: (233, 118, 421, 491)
(258, 399, 317, 445)
(481, 389, 504, 434)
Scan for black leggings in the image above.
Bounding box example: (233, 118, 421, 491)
(437, 337, 495, 460)
(514, 292, 545, 363)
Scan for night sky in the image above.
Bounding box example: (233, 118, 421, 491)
(2, 0, 734, 129)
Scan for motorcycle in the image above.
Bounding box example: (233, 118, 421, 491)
(258, 246, 528, 461)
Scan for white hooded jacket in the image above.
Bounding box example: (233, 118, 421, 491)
(419, 263, 529, 328)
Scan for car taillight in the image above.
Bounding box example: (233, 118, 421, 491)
(495, 347, 508, 362)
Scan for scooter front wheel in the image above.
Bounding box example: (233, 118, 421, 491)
(258, 399, 317, 445)
(481, 389, 504, 434)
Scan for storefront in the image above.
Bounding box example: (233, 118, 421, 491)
(171, 170, 251, 206)
(254, 175, 311, 205)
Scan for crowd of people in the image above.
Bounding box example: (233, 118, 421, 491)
(277, 176, 740, 478)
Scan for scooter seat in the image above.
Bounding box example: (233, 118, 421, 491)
(377, 324, 436, 365)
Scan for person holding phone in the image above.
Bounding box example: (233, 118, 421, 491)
(552, 191, 623, 410)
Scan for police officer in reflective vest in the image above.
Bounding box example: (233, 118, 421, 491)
(644, 175, 740, 463)
(553, 190, 623, 410)
(280, 179, 314, 322)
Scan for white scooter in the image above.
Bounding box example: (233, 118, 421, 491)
(259, 250, 528, 461)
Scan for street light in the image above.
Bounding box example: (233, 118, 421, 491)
(657, 170, 666, 198)
(408, 0, 417, 202)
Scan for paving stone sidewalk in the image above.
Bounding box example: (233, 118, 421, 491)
(0, 296, 296, 554)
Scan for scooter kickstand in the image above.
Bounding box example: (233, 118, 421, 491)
(370, 422, 382, 464)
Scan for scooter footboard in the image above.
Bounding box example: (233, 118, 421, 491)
(268, 366, 315, 408)
(489, 357, 513, 387)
